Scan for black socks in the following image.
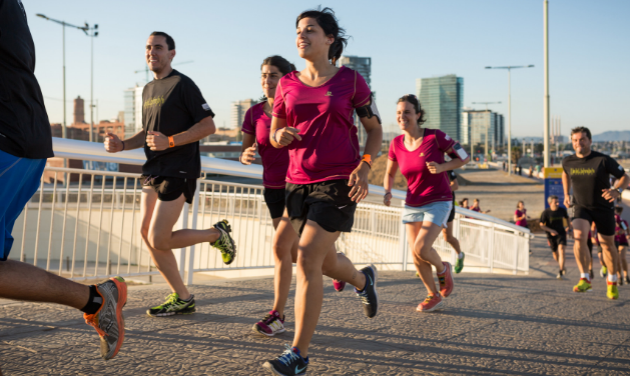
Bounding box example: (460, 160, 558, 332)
(80, 285, 103, 315)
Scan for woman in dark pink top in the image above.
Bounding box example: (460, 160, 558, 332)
(384, 95, 469, 313)
(471, 198, 491, 214)
(263, 8, 383, 374)
(514, 201, 528, 227)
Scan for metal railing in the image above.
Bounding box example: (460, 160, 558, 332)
(10, 138, 531, 283)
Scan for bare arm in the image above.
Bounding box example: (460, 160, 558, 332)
(426, 146, 470, 174)
(104, 130, 145, 153)
(146, 115, 216, 151)
(347, 115, 383, 202)
(450, 178, 459, 192)
(540, 224, 558, 235)
(603, 173, 630, 202)
(239, 133, 257, 165)
(562, 171, 571, 207)
(383, 158, 399, 207)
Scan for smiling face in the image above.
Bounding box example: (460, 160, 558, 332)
(261, 65, 282, 99)
(571, 131, 592, 155)
(296, 17, 333, 61)
(396, 101, 420, 132)
(549, 198, 559, 210)
(146, 35, 175, 74)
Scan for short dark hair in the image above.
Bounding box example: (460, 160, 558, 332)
(150, 31, 175, 50)
(571, 126, 591, 140)
(296, 7, 348, 64)
(261, 55, 296, 76)
(397, 94, 426, 125)
(548, 195, 558, 204)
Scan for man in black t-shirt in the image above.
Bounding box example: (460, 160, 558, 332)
(0, 0, 126, 361)
(562, 126, 629, 299)
(540, 195, 570, 279)
(105, 32, 236, 317)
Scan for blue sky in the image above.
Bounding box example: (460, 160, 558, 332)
(26, 0, 629, 138)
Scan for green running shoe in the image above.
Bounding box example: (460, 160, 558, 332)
(454, 252, 465, 274)
(211, 219, 236, 265)
(147, 293, 195, 317)
(607, 282, 619, 300)
(600, 266, 608, 278)
(573, 278, 592, 293)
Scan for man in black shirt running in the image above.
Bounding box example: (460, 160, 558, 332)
(562, 126, 629, 299)
(539, 195, 571, 279)
(0, 0, 126, 362)
(105, 32, 236, 316)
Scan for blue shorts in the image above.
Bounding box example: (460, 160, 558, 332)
(0, 149, 46, 261)
(402, 200, 453, 227)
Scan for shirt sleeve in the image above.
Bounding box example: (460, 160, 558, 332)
(539, 211, 547, 225)
(352, 71, 372, 108)
(605, 155, 626, 179)
(241, 106, 255, 135)
(182, 78, 215, 124)
(271, 79, 287, 119)
(435, 130, 456, 153)
(388, 140, 397, 162)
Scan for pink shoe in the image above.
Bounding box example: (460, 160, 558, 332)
(416, 294, 444, 312)
(252, 310, 285, 337)
(437, 262, 454, 298)
(333, 279, 346, 292)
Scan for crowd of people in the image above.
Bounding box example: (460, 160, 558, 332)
(1, 3, 628, 375)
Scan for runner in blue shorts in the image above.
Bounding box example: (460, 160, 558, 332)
(0, 1, 126, 363)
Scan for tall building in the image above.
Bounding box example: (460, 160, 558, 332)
(416, 75, 463, 141)
(461, 109, 505, 151)
(124, 86, 144, 137)
(231, 99, 256, 129)
(338, 55, 372, 145)
(73, 96, 86, 124)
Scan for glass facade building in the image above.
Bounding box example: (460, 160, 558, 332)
(123, 86, 144, 138)
(461, 109, 505, 151)
(416, 75, 463, 142)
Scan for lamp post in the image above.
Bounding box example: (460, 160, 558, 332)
(544, 0, 550, 167)
(485, 65, 535, 175)
(472, 101, 501, 161)
(83, 23, 99, 142)
(36, 14, 90, 139)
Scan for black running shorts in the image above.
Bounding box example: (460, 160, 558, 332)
(264, 188, 286, 220)
(447, 197, 456, 223)
(587, 237, 593, 256)
(286, 179, 356, 235)
(141, 175, 197, 204)
(571, 205, 616, 237)
(547, 233, 567, 252)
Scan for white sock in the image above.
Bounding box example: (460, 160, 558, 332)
(581, 273, 590, 280)
(457, 253, 464, 259)
(608, 274, 618, 283)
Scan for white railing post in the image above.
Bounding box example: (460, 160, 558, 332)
(488, 225, 495, 273)
(186, 179, 201, 286)
(175, 202, 189, 280)
(513, 233, 519, 275)
(399, 201, 408, 271)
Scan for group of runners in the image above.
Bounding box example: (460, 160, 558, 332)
(1, 3, 629, 376)
(537, 126, 630, 300)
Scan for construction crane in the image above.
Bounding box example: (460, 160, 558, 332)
(134, 60, 193, 83)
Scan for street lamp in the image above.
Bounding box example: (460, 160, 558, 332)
(36, 14, 90, 139)
(485, 65, 535, 175)
(84, 23, 99, 142)
(472, 101, 501, 161)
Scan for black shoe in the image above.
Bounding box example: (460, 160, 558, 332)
(589, 269, 594, 280)
(619, 277, 624, 286)
(147, 293, 195, 317)
(263, 345, 308, 376)
(354, 264, 378, 318)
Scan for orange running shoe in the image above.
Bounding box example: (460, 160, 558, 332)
(84, 276, 127, 360)
(437, 262, 454, 298)
(417, 294, 444, 312)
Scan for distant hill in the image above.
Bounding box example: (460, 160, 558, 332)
(592, 131, 630, 142)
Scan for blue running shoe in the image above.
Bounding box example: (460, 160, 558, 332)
(263, 345, 308, 375)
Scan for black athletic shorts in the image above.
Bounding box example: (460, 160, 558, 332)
(547, 233, 567, 252)
(264, 188, 286, 220)
(587, 237, 593, 256)
(286, 179, 356, 235)
(571, 205, 616, 236)
(141, 175, 197, 204)
(447, 197, 456, 223)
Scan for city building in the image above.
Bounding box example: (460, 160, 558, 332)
(338, 55, 373, 145)
(73, 96, 86, 125)
(124, 85, 144, 137)
(231, 99, 256, 129)
(461, 109, 505, 152)
(416, 75, 463, 141)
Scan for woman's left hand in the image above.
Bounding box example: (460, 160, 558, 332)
(426, 161, 444, 174)
(348, 163, 370, 203)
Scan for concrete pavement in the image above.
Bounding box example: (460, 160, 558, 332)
(1, 235, 630, 375)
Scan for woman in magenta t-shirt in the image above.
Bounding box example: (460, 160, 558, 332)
(263, 8, 383, 374)
(471, 198, 491, 214)
(384, 95, 469, 313)
(514, 201, 528, 227)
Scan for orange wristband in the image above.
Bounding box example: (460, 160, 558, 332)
(361, 154, 372, 168)
(168, 136, 175, 148)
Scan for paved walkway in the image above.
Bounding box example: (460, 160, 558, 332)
(1, 235, 630, 375)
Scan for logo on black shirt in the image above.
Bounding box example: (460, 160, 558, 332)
(570, 168, 595, 175)
(144, 96, 165, 109)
